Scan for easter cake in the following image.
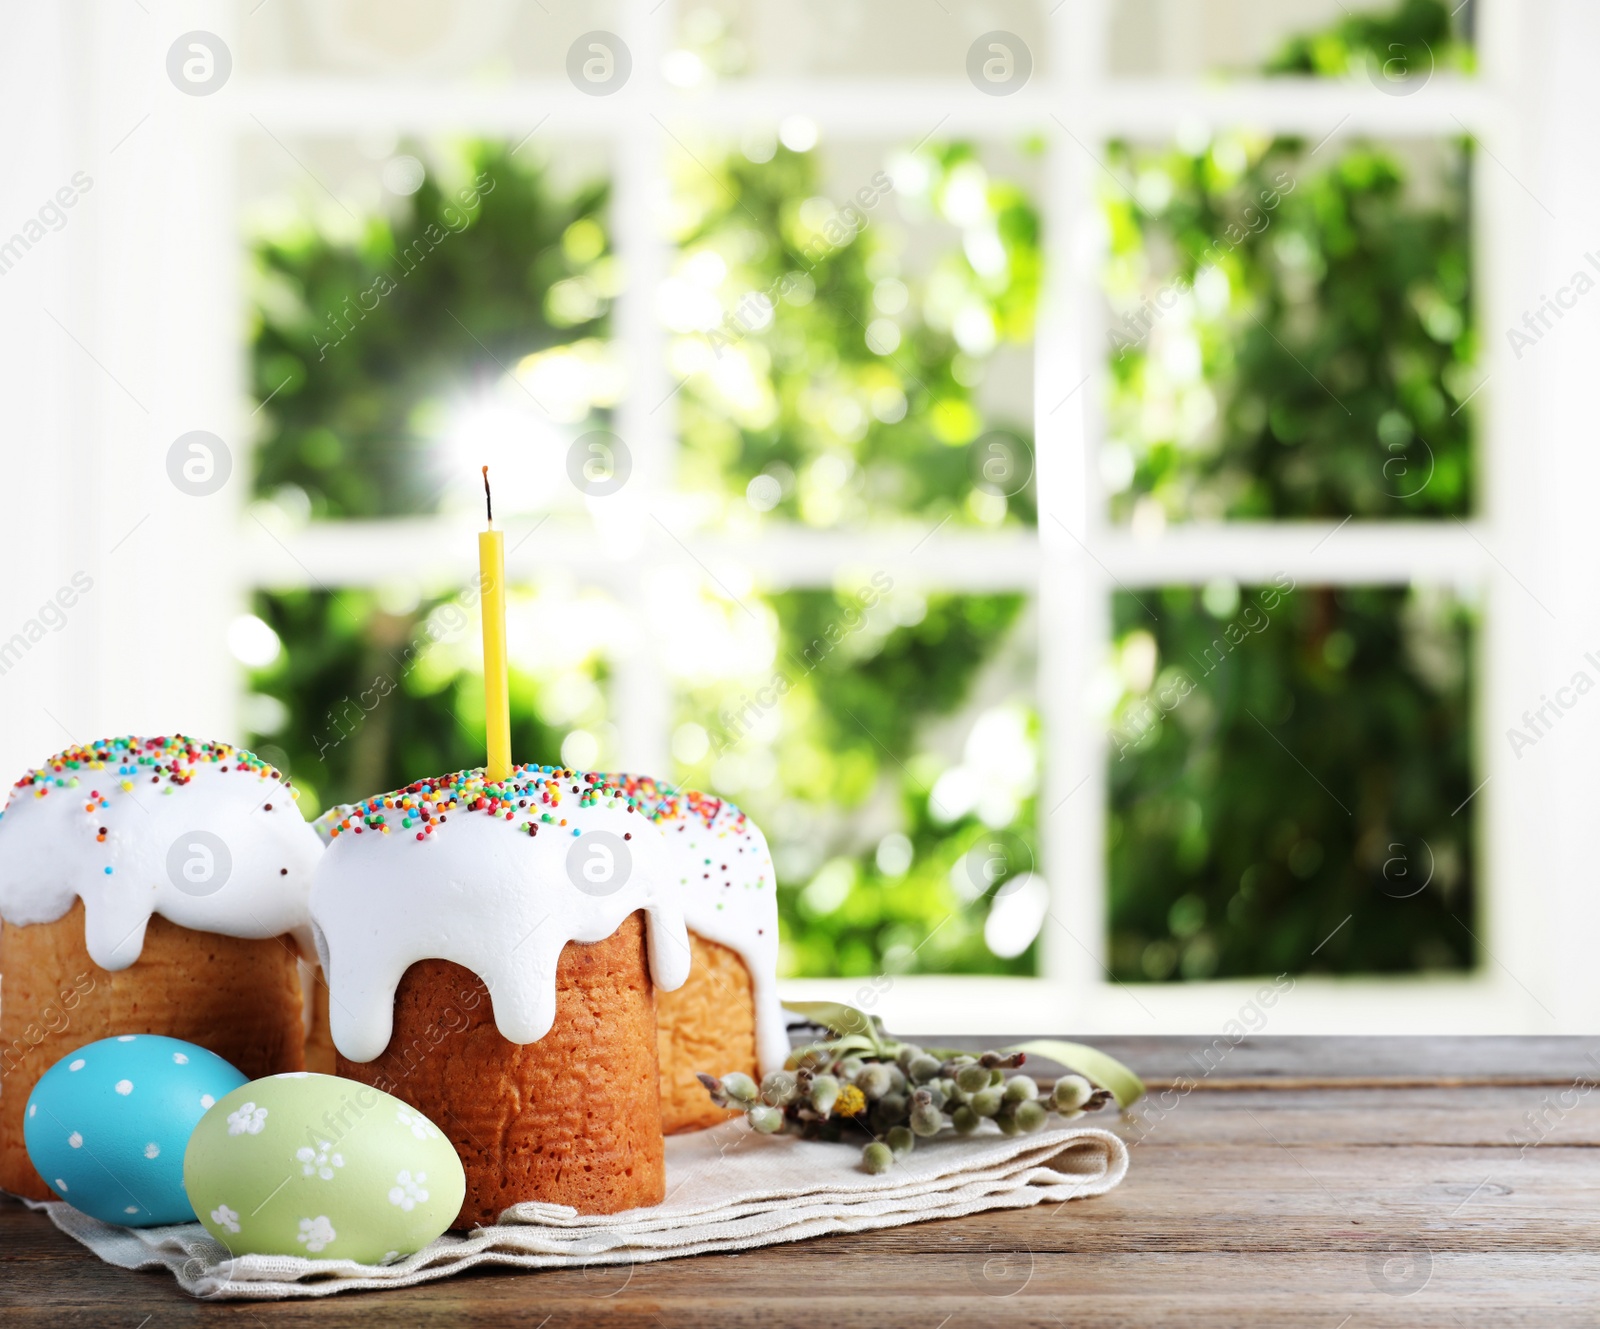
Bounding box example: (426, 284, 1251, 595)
(312, 766, 691, 1224)
(312, 765, 785, 1223)
(0, 737, 322, 1201)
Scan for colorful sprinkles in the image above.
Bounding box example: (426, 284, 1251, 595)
(322, 766, 754, 858)
(3, 736, 293, 822)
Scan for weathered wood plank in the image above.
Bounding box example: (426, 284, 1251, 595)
(938, 1034, 1600, 1087)
(6, 1232, 1599, 1329)
(1114, 1084, 1600, 1148)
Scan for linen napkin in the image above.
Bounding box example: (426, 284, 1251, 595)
(28, 1118, 1128, 1300)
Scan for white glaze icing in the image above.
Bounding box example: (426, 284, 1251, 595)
(310, 768, 693, 1062)
(647, 786, 788, 1077)
(0, 737, 321, 969)
(310, 768, 786, 1073)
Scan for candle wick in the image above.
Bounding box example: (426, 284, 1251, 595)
(482, 465, 493, 525)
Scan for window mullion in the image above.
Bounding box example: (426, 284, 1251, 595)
(606, 3, 675, 778)
(1034, 0, 1114, 998)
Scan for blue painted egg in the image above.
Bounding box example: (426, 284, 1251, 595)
(24, 1035, 247, 1226)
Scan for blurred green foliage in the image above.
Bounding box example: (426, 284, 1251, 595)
(244, 143, 616, 814)
(250, 142, 610, 517)
(246, 587, 591, 817)
(673, 589, 1038, 978)
(663, 134, 1046, 975)
(244, 133, 1048, 974)
(1102, 0, 1477, 522)
(1265, 0, 1476, 80)
(1107, 583, 1476, 980)
(1103, 0, 1481, 980)
(670, 140, 1039, 527)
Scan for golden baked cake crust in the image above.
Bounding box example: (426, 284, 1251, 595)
(657, 931, 756, 1134)
(0, 902, 305, 1200)
(303, 974, 337, 1077)
(337, 911, 665, 1227)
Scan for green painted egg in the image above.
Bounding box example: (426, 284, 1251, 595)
(183, 1073, 464, 1263)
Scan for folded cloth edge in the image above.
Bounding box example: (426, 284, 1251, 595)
(20, 1123, 1129, 1301)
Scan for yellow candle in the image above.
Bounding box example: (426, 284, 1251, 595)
(479, 467, 512, 783)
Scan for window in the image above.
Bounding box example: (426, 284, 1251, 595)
(7, 0, 1576, 1035)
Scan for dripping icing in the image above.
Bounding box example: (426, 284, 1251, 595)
(0, 736, 320, 967)
(311, 766, 786, 1072)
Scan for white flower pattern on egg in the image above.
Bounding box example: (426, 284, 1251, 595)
(68, 1060, 85, 1072)
(172, 1052, 189, 1064)
(226, 1102, 268, 1136)
(114, 1079, 133, 1096)
(67, 1132, 82, 1149)
(144, 1143, 160, 1159)
(211, 1203, 241, 1234)
(395, 1107, 438, 1140)
(295, 1142, 345, 1180)
(296, 1215, 336, 1253)
(387, 1169, 429, 1212)
(200, 1094, 215, 1109)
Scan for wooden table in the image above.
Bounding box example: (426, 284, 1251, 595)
(5, 1036, 1599, 1326)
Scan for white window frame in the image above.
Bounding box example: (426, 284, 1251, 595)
(4, 0, 1588, 1035)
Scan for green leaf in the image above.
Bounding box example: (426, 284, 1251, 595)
(789, 1033, 880, 1059)
(781, 1000, 880, 1043)
(1007, 1039, 1146, 1110)
(826, 1035, 882, 1055)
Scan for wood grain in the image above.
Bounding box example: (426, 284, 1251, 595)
(4, 1037, 1599, 1326)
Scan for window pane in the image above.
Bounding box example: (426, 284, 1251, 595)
(1107, 582, 1478, 981)
(247, 137, 614, 520)
(1101, 134, 1474, 525)
(239, 2, 628, 79)
(670, 585, 1040, 978)
(243, 584, 617, 817)
(1109, 0, 1475, 79)
(673, 0, 1049, 83)
(671, 137, 1040, 529)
